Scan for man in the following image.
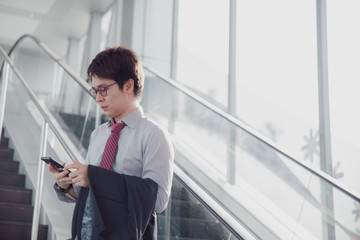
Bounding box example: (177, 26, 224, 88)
(48, 46, 174, 240)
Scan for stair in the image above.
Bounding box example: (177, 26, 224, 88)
(0, 129, 48, 240)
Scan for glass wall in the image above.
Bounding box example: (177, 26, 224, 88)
(327, 1, 360, 193)
(142, 65, 360, 240)
(80, 2, 360, 187)
(60, 0, 360, 238)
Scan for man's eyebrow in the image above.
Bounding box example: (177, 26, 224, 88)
(92, 84, 107, 89)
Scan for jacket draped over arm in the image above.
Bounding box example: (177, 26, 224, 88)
(71, 165, 158, 240)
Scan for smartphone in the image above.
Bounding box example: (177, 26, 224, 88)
(41, 157, 71, 174)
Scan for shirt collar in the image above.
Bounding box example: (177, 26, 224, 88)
(108, 106, 143, 130)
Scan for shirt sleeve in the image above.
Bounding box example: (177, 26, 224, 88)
(141, 124, 174, 213)
(53, 183, 80, 203)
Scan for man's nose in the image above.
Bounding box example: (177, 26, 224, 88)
(96, 92, 104, 102)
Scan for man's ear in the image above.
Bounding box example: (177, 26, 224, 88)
(124, 78, 134, 93)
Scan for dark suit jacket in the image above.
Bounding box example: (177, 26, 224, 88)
(72, 165, 158, 240)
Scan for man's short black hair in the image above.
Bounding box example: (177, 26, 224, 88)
(87, 46, 144, 98)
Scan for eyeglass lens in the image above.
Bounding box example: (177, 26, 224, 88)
(89, 82, 117, 97)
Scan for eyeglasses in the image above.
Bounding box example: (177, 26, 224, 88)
(89, 82, 117, 98)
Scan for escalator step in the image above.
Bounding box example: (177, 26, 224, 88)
(158, 236, 212, 240)
(170, 199, 206, 219)
(158, 214, 228, 239)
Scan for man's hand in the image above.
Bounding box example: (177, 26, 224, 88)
(48, 162, 72, 189)
(65, 160, 89, 188)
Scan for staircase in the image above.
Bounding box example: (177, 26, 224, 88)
(0, 129, 48, 240)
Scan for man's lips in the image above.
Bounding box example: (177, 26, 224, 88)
(101, 106, 108, 110)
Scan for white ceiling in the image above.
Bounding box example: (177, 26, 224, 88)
(0, 0, 113, 56)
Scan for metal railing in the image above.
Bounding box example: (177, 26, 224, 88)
(5, 34, 89, 93)
(0, 45, 78, 240)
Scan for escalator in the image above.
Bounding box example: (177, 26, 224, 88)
(0, 35, 359, 240)
(0, 36, 249, 239)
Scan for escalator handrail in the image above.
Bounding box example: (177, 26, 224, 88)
(143, 64, 360, 202)
(5, 34, 359, 202)
(2, 36, 252, 239)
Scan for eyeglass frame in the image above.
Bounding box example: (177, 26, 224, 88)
(88, 82, 118, 98)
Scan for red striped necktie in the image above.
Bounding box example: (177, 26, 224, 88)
(99, 122, 126, 170)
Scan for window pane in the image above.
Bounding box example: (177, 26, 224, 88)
(177, 0, 229, 108)
(133, 0, 173, 77)
(236, 1, 318, 162)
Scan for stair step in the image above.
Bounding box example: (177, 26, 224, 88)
(0, 148, 14, 159)
(0, 172, 25, 187)
(0, 160, 19, 172)
(0, 186, 32, 204)
(0, 137, 9, 148)
(0, 130, 49, 240)
(0, 220, 48, 240)
(0, 203, 34, 222)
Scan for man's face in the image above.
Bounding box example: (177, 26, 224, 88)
(91, 75, 134, 122)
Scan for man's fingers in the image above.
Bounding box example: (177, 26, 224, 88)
(58, 177, 72, 183)
(55, 169, 70, 179)
(48, 164, 57, 173)
(72, 176, 89, 188)
(64, 161, 80, 170)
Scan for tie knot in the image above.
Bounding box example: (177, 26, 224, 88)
(111, 122, 125, 134)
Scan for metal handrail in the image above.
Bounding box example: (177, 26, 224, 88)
(3, 34, 94, 150)
(143, 64, 360, 202)
(0, 47, 77, 161)
(4, 34, 359, 202)
(5, 34, 90, 93)
(0, 45, 79, 240)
